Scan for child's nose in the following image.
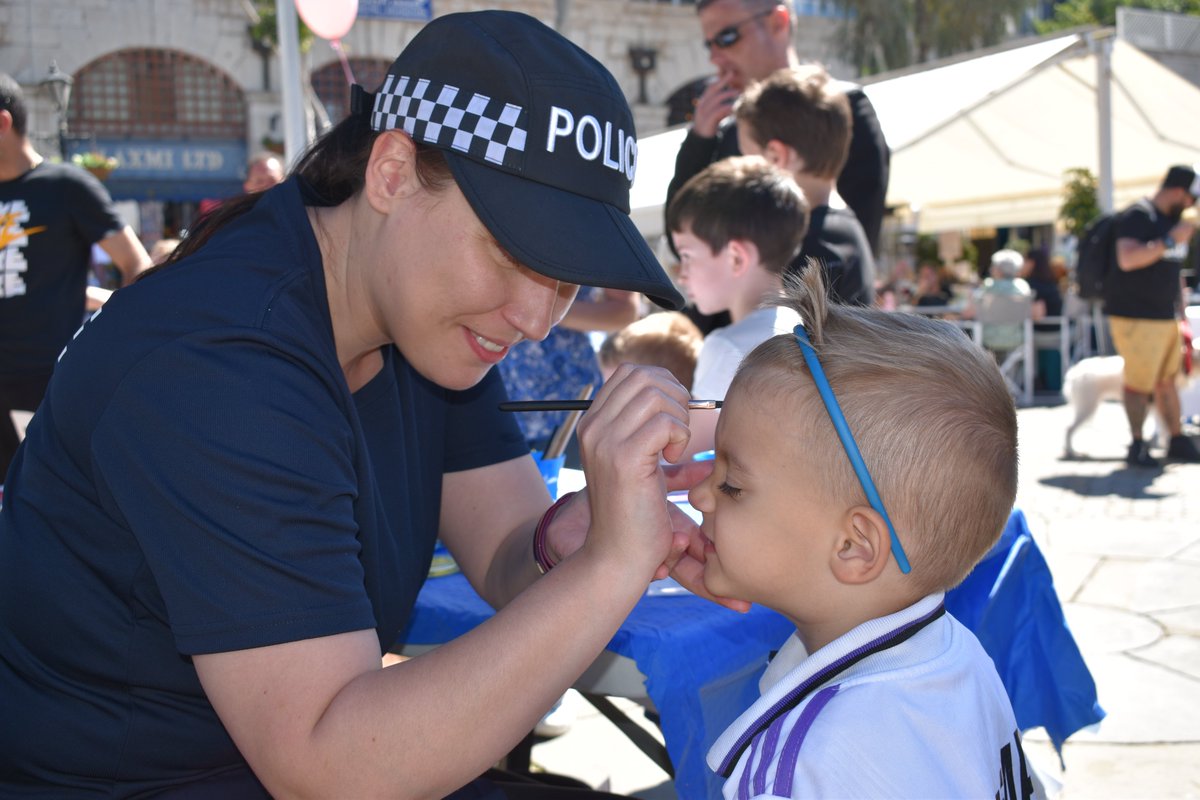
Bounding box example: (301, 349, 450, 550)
(689, 475, 714, 513)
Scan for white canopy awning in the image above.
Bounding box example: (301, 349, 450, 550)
(866, 30, 1200, 232)
(629, 30, 1200, 240)
(630, 124, 688, 244)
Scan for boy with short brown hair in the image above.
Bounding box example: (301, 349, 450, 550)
(735, 65, 877, 306)
(666, 155, 809, 452)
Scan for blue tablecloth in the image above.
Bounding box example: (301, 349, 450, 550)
(946, 508, 1105, 756)
(400, 508, 1103, 797)
(402, 570, 793, 799)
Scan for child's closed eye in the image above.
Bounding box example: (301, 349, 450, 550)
(718, 482, 742, 499)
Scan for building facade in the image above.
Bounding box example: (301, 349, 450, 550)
(0, 0, 847, 242)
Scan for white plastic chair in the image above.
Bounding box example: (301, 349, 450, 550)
(1036, 290, 1099, 393)
(972, 293, 1035, 407)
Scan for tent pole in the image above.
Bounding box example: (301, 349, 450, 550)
(1094, 32, 1115, 214)
(1092, 31, 1115, 355)
(275, 0, 309, 171)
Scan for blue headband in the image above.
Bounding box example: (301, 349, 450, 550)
(792, 324, 912, 574)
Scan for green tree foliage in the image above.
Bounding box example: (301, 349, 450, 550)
(249, 0, 314, 53)
(836, 0, 1033, 75)
(1036, 0, 1200, 31)
(1059, 167, 1102, 238)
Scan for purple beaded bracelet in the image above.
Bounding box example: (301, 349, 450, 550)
(533, 490, 577, 574)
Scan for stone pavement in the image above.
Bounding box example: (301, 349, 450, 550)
(530, 397, 1200, 799)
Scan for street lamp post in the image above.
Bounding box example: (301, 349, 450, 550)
(40, 61, 73, 161)
(628, 47, 658, 106)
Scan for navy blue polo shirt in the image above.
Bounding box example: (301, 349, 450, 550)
(0, 177, 526, 795)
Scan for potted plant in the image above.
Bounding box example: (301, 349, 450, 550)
(72, 152, 118, 181)
(1059, 167, 1101, 239)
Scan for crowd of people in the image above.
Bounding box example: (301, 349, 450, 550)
(0, 0, 1196, 797)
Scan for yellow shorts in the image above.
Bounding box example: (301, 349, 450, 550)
(1108, 316, 1182, 394)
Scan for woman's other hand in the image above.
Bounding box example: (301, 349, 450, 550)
(544, 373, 751, 610)
(571, 364, 691, 580)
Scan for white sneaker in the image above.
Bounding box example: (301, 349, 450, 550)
(534, 696, 574, 738)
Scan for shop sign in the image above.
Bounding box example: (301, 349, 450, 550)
(358, 0, 432, 22)
(68, 140, 246, 182)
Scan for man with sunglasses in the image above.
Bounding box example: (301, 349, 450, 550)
(667, 0, 889, 305)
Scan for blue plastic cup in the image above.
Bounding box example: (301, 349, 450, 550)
(532, 449, 567, 496)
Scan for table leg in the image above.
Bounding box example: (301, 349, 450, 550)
(578, 692, 674, 777)
(502, 730, 536, 772)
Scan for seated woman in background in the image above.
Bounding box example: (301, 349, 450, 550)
(913, 261, 951, 307)
(1023, 246, 1064, 325)
(874, 259, 916, 309)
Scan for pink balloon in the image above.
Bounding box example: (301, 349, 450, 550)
(294, 0, 358, 40)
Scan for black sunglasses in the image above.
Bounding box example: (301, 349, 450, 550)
(703, 8, 775, 51)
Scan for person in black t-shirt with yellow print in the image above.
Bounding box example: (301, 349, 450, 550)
(0, 73, 152, 479)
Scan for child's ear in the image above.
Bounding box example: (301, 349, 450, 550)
(726, 239, 760, 276)
(764, 140, 805, 175)
(761, 139, 786, 168)
(763, 140, 811, 178)
(830, 507, 892, 585)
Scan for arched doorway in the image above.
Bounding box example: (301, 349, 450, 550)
(67, 48, 249, 240)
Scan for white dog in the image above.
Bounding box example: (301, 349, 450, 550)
(1063, 354, 1199, 458)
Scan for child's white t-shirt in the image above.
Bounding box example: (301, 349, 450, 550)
(691, 306, 800, 401)
(707, 593, 1040, 800)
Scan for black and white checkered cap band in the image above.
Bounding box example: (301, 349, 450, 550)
(371, 74, 527, 169)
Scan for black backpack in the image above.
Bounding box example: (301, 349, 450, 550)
(1074, 211, 1119, 300)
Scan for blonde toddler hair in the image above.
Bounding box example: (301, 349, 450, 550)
(733, 268, 1018, 593)
(599, 312, 704, 392)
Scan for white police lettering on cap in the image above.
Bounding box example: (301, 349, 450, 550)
(546, 106, 637, 183)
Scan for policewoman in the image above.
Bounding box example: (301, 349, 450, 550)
(0, 13, 719, 797)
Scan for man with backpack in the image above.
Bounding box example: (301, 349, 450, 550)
(1106, 164, 1200, 467)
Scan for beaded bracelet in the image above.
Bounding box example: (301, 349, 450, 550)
(533, 490, 577, 574)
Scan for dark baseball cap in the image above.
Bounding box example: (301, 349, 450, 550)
(363, 11, 683, 310)
(1162, 164, 1200, 198)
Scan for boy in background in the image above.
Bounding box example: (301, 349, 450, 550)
(666, 156, 809, 454)
(735, 65, 877, 306)
(695, 267, 1035, 798)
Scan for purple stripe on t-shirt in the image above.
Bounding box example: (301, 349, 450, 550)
(772, 684, 840, 796)
(752, 710, 784, 796)
(716, 603, 944, 777)
(738, 734, 761, 800)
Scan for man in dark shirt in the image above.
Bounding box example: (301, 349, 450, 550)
(1106, 164, 1200, 467)
(667, 0, 887, 332)
(0, 73, 152, 479)
(668, 0, 888, 252)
